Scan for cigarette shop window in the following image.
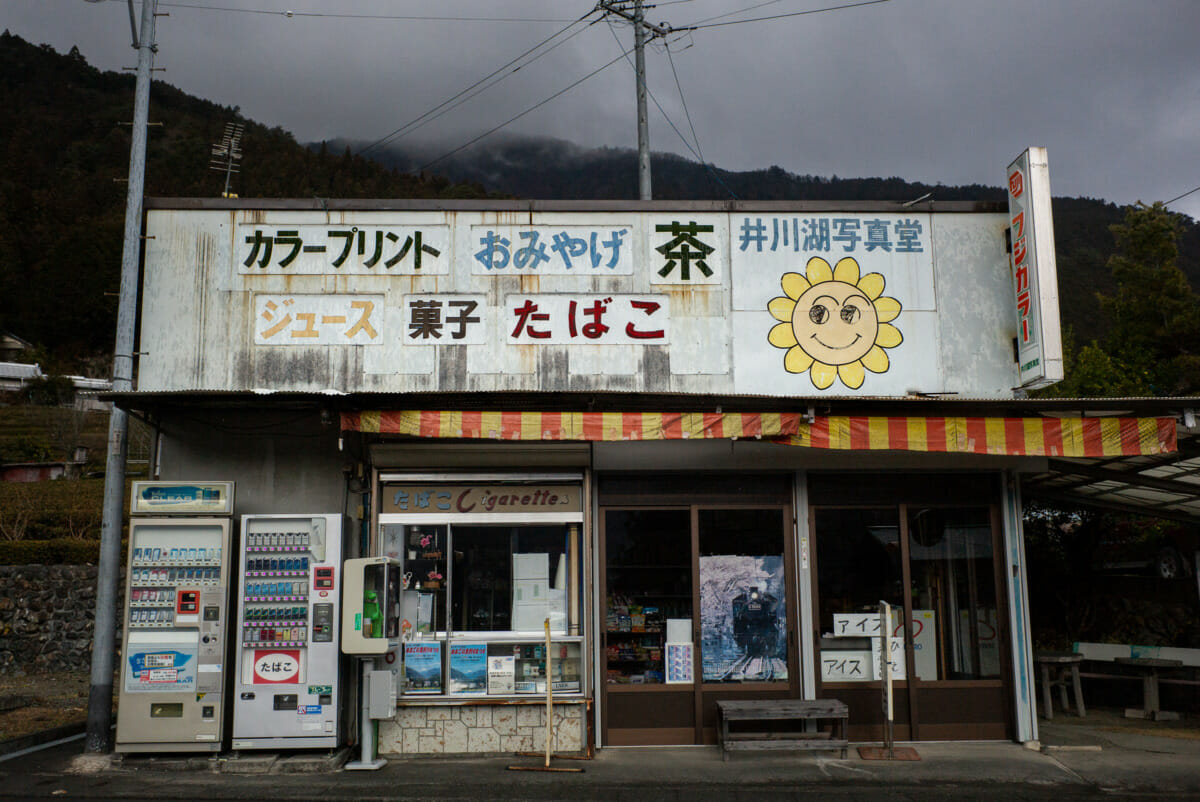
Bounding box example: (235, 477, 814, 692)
(380, 521, 583, 698)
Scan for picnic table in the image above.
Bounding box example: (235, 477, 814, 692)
(1116, 656, 1183, 721)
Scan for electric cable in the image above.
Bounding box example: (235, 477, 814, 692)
(605, 16, 737, 198)
(415, 45, 636, 172)
(665, 40, 738, 199)
(132, 0, 579, 23)
(357, 10, 599, 156)
(1164, 185, 1200, 208)
(680, 0, 891, 30)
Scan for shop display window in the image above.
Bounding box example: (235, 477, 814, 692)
(907, 507, 1000, 680)
(605, 510, 691, 685)
(381, 521, 583, 698)
(815, 505, 1000, 683)
(698, 508, 788, 684)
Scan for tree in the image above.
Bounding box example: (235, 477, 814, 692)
(1041, 203, 1200, 397)
(1100, 202, 1200, 394)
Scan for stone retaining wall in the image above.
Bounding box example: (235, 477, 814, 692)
(0, 565, 117, 673)
(377, 702, 585, 755)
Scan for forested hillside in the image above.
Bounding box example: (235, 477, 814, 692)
(0, 32, 492, 373)
(3, 31, 1199, 375)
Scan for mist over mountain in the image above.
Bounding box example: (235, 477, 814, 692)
(322, 132, 1200, 346)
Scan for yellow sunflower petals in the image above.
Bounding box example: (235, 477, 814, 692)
(874, 296, 902, 323)
(838, 360, 866, 389)
(861, 344, 890, 373)
(876, 323, 903, 348)
(857, 272, 886, 300)
(805, 256, 833, 285)
(833, 257, 860, 285)
(770, 322, 799, 348)
(810, 360, 837, 390)
(780, 272, 811, 300)
(784, 346, 814, 373)
(768, 296, 798, 322)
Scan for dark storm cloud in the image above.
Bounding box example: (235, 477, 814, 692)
(3, 0, 1198, 217)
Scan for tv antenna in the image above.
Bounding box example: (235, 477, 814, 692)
(209, 122, 245, 198)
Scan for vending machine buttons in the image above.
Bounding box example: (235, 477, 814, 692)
(177, 590, 200, 615)
(313, 567, 334, 590)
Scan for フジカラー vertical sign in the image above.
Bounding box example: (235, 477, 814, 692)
(1006, 147, 1064, 389)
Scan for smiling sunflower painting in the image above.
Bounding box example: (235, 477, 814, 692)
(767, 256, 903, 390)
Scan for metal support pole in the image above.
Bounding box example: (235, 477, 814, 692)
(633, 0, 651, 200)
(86, 0, 158, 754)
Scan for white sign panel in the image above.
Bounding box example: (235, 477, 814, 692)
(469, 224, 634, 275)
(141, 206, 1029, 397)
(1006, 147, 1064, 388)
(505, 294, 670, 345)
(238, 223, 450, 275)
(254, 294, 384, 346)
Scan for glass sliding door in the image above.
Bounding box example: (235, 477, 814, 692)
(602, 504, 797, 745)
(812, 502, 1010, 741)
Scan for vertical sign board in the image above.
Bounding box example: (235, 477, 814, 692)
(1007, 147, 1064, 389)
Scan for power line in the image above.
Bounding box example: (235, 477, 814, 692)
(688, 0, 786, 27)
(681, 0, 891, 30)
(128, 0, 579, 23)
(357, 11, 597, 156)
(666, 41, 738, 199)
(1164, 185, 1200, 208)
(605, 16, 736, 198)
(416, 46, 636, 173)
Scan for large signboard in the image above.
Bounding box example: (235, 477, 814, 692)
(1006, 148, 1064, 388)
(140, 201, 1046, 398)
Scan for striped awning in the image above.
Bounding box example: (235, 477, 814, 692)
(341, 411, 1176, 457)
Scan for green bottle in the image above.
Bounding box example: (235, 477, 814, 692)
(363, 589, 382, 638)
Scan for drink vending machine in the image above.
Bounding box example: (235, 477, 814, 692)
(231, 514, 344, 749)
(115, 481, 235, 753)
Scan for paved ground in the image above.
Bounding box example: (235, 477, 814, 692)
(1, 708, 1199, 800)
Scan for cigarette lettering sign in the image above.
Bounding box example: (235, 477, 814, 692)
(253, 649, 301, 684)
(381, 484, 581, 516)
(1006, 147, 1064, 388)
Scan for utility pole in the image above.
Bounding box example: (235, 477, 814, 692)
(599, 1, 670, 200)
(86, 0, 158, 754)
(633, 0, 651, 201)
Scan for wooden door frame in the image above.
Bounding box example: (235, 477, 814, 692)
(600, 501, 799, 746)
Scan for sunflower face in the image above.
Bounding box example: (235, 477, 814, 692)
(768, 256, 903, 390)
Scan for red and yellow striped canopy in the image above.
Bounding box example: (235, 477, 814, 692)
(341, 410, 1175, 458)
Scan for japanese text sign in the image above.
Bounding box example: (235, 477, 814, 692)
(1006, 148, 1064, 388)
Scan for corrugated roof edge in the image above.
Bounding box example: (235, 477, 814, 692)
(142, 198, 1007, 214)
(92, 388, 1200, 417)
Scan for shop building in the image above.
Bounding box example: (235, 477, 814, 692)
(112, 184, 1186, 753)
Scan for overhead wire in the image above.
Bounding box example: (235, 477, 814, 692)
(679, 0, 891, 30)
(604, 15, 736, 198)
(415, 44, 637, 172)
(1164, 185, 1200, 208)
(356, 10, 598, 156)
(665, 40, 738, 198)
(135, 0, 579, 23)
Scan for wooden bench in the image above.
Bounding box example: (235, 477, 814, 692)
(716, 699, 848, 761)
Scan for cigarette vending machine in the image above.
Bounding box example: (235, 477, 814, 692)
(115, 481, 235, 753)
(231, 514, 344, 750)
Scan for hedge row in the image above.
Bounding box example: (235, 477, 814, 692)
(0, 478, 114, 541)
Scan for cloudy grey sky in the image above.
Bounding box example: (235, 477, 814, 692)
(4, 0, 1199, 218)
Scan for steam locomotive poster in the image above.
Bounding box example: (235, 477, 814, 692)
(699, 555, 787, 682)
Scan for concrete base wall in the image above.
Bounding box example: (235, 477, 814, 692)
(378, 702, 586, 755)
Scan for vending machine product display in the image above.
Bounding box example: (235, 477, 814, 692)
(116, 481, 235, 753)
(231, 514, 344, 749)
